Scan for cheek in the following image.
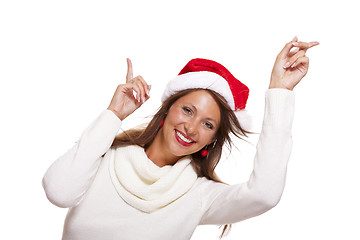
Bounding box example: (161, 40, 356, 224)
(167, 109, 186, 125)
(200, 130, 214, 143)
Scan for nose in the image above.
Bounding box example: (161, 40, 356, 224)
(184, 120, 197, 137)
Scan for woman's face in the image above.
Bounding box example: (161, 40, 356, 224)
(161, 90, 221, 157)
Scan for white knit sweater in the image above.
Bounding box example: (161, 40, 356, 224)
(42, 88, 295, 240)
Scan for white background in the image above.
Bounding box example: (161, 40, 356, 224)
(1, 0, 359, 239)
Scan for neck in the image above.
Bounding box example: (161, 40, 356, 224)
(145, 129, 181, 167)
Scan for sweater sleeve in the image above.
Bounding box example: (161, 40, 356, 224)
(199, 88, 295, 225)
(42, 109, 122, 208)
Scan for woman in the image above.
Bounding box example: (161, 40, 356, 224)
(42, 37, 319, 240)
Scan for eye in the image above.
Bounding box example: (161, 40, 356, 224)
(203, 122, 214, 130)
(182, 106, 192, 115)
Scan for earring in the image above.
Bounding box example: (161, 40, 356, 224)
(160, 120, 164, 127)
(200, 146, 208, 157)
(212, 139, 217, 149)
(201, 139, 217, 157)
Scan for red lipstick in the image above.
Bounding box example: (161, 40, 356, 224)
(174, 130, 195, 147)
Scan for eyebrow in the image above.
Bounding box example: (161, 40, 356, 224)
(187, 103, 218, 125)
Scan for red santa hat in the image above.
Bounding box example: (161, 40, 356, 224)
(161, 58, 252, 130)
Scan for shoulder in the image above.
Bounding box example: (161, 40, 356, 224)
(112, 144, 143, 152)
(195, 176, 236, 211)
(196, 176, 231, 193)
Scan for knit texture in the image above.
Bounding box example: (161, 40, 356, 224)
(109, 144, 198, 213)
(42, 89, 295, 240)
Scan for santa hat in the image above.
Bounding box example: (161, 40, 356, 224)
(161, 58, 252, 130)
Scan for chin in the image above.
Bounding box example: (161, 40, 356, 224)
(169, 143, 198, 157)
(170, 148, 192, 157)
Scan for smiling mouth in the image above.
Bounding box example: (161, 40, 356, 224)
(174, 130, 195, 146)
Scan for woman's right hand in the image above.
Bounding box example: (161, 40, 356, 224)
(269, 36, 319, 90)
(107, 58, 151, 120)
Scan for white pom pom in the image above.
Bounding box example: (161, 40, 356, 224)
(234, 110, 252, 132)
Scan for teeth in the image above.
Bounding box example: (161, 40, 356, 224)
(176, 130, 193, 143)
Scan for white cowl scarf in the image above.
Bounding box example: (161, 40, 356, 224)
(108, 144, 198, 213)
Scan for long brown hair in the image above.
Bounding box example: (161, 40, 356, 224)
(110, 88, 251, 239)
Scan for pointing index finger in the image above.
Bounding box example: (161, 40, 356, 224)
(126, 58, 133, 82)
(292, 41, 320, 51)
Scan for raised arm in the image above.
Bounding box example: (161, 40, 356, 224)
(42, 58, 151, 208)
(199, 37, 319, 225)
(200, 88, 294, 225)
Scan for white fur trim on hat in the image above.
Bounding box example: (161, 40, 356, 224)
(161, 71, 235, 110)
(234, 110, 252, 131)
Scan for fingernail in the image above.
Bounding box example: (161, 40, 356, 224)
(291, 62, 297, 68)
(292, 42, 299, 46)
(284, 62, 291, 68)
(292, 36, 297, 42)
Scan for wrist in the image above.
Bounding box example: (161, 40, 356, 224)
(107, 107, 126, 121)
(269, 85, 293, 91)
(269, 80, 293, 91)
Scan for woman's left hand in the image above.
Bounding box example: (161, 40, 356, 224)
(269, 36, 319, 90)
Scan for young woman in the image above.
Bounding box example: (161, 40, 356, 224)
(42, 37, 319, 240)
